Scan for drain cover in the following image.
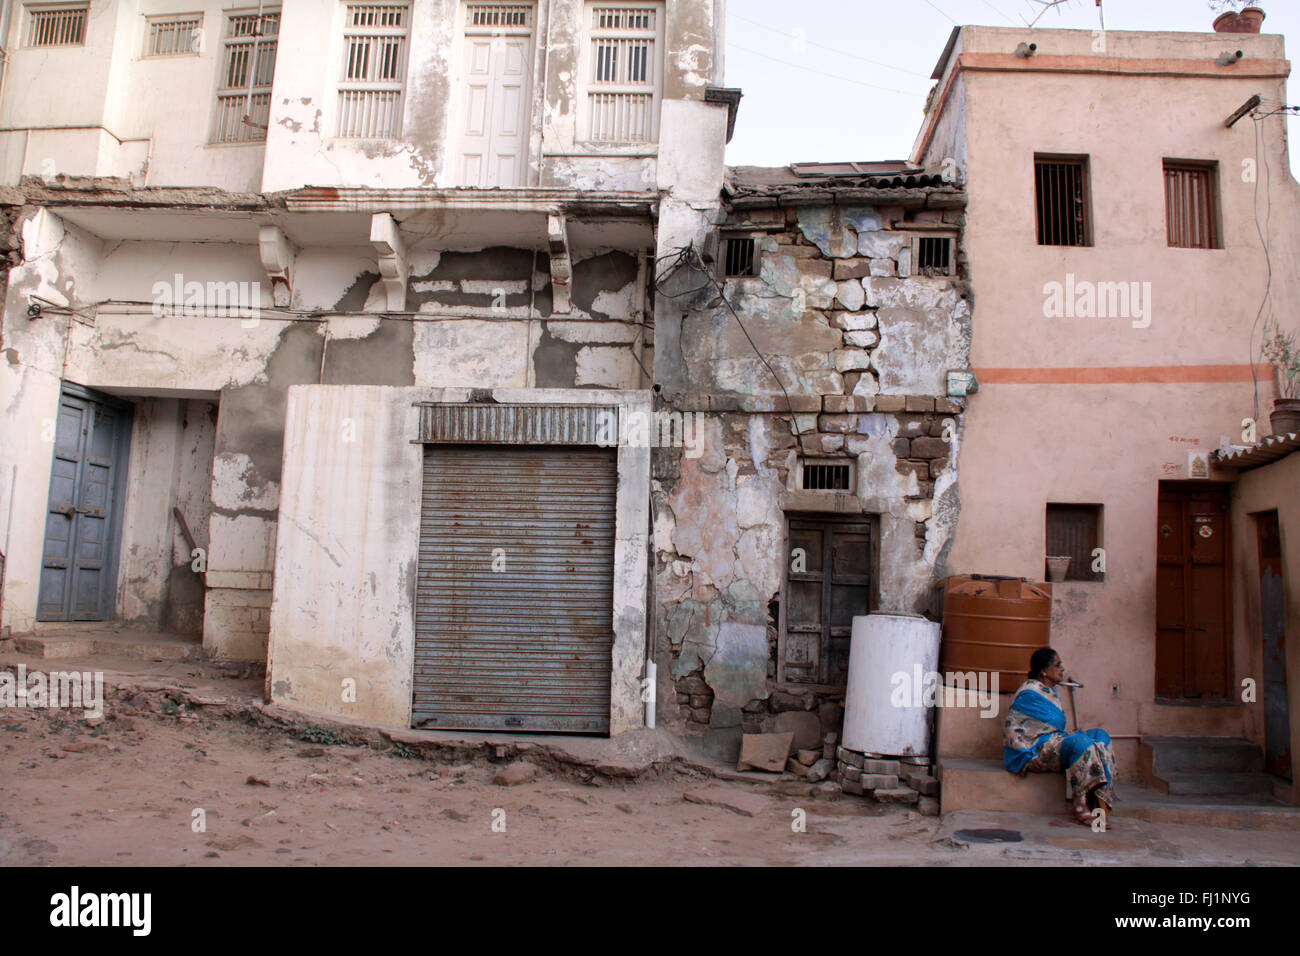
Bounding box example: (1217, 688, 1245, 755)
(953, 828, 1023, 844)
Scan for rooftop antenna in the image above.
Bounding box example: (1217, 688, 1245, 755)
(1022, 0, 1102, 29)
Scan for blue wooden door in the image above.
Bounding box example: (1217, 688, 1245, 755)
(37, 385, 132, 621)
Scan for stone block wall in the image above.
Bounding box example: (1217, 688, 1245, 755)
(652, 194, 972, 740)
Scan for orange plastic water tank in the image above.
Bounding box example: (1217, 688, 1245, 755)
(940, 575, 1052, 691)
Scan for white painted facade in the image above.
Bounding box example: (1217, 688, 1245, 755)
(0, 0, 731, 736)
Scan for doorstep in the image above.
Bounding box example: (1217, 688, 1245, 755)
(12, 625, 202, 662)
(937, 756, 1300, 830)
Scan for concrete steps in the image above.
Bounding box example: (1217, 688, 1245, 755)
(1160, 771, 1277, 797)
(938, 756, 1300, 830)
(1139, 735, 1280, 798)
(11, 629, 202, 662)
(1142, 735, 1263, 774)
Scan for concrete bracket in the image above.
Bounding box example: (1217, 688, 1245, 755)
(548, 213, 572, 315)
(257, 225, 296, 308)
(369, 212, 408, 311)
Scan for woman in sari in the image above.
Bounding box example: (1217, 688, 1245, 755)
(1003, 647, 1117, 825)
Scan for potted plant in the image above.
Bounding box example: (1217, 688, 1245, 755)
(1210, 1, 1267, 34)
(1262, 325, 1300, 435)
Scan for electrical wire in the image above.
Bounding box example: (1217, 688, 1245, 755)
(654, 244, 810, 455)
(729, 13, 931, 78)
(729, 44, 928, 98)
(1249, 106, 1278, 425)
(977, 0, 1019, 26)
(921, 0, 958, 25)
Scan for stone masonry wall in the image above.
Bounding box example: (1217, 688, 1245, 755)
(652, 194, 972, 753)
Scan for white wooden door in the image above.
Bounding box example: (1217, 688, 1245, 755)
(458, 5, 534, 188)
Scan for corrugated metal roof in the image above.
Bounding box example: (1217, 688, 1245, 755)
(1213, 431, 1300, 470)
(728, 164, 948, 192)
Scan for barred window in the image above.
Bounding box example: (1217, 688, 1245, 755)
(211, 10, 280, 144)
(1164, 161, 1221, 249)
(336, 2, 411, 138)
(585, 3, 662, 143)
(1035, 155, 1092, 247)
(25, 4, 87, 47)
(145, 14, 203, 57)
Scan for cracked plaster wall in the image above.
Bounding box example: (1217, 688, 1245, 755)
(1, 208, 652, 657)
(651, 200, 972, 741)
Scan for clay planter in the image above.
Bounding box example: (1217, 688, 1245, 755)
(1046, 556, 1072, 582)
(1271, 398, 1300, 437)
(1214, 8, 1266, 34)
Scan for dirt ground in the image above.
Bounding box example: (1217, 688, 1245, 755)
(0, 700, 948, 866)
(3, 688, 1300, 866)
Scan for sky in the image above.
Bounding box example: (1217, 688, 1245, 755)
(723, 0, 1300, 175)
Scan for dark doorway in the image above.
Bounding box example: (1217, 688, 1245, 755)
(1155, 484, 1231, 700)
(1256, 511, 1291, 780)
(780, 514, 876, 688)
(37, 383, 133, 621)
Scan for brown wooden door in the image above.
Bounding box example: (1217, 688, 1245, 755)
(782, 516, 874, 687)
(1155, 486, 1231, 699)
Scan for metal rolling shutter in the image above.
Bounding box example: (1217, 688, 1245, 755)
(413, 444, 617, 733)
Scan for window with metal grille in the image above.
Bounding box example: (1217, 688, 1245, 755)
(211, 9, 279, 144)
(1164, 161, 1221, 249)
(723, 237, 757, 277)
(801, 461, 853, 492)
(916, 236, 952, 274)
(25, 4, 87, 46)
(1035, 155, 1092, 246)
(145, 14, 203, 57)
(467, 2, 531, 27)
(1046, 503, 1104, 582)
(585, 3, 662, 143)
(336, 2, 410, 138)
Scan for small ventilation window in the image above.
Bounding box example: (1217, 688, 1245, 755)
(25, 4, 87, 46)
(467, 3, 532, 27)
(801, 461, 852, 492)
(145, 14, 203, 57)
(1035, 154, 1092, 247)
(723, 237, 757, 277)
(916, 236, 952, 274)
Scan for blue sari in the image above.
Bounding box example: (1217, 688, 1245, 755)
(1003, 679, 1116, 803)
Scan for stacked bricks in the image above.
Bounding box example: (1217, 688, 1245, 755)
(836, 748, 940, 816)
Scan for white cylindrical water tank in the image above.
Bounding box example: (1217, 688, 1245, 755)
(842, 612, 941, 756)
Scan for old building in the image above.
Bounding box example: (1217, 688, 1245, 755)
(912, 22, 1300, 806)
(0, 0, 733, 736)
(649, 162, 970, 752)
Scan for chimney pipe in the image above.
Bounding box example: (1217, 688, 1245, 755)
(1214, 7, 1266, 34)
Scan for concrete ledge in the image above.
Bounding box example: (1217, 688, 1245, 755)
(937, 756, 1064, 814)
(14, 630, 202, 661)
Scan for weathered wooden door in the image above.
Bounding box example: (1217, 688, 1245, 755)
(37, 384, 133, 621)
(781, 516, 875, 687)
(1257, 511, 1291, 779)
(1155, 485, 1231, 699)
(457, 2, 533, 187)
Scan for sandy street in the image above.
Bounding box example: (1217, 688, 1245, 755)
(4, 687, 1300, 867)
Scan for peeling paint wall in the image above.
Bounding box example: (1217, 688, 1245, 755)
(651, 193, 971, 749)
(0, 0, 725, 192)
(266, 386, 650, 732)
(117, 397, 217, 634)
(0, 206, 655, 662)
